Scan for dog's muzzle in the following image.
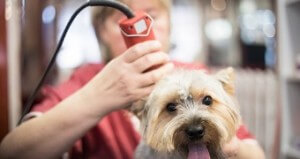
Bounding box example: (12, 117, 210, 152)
(185, 124, 211, 159)
(185, 124, 205, 140)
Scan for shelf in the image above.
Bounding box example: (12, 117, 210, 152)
(279, 0, 300, 158)
(286, 146, 300, 158)
(287, 74, 300, 82)
(286, 0, 300, 5)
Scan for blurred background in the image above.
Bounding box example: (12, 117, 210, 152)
(0, 0, 300, 158)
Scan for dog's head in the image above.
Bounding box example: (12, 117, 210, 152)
(131, 68, 241, 158)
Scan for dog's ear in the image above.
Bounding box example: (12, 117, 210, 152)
(128, 99, 147, 120)
(215, 67, 235, 95)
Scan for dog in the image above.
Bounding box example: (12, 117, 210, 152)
(130, 68, 241, 159)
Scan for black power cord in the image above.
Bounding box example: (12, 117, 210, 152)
(18, 0, 134, 125)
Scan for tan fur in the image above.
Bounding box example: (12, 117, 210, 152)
(214, 67, 236, 95)
(132, 68, 241, 159)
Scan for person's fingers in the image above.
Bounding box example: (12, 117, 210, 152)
(122, 40, 162, 63)
(135, 84, 155, 99)
(132, 51, 169, 73)
(135, 63, 174, 98)
(222, 136, 240, 157)
(138, 62, 174, 87)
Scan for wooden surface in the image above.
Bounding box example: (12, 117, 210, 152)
(0, 0, 9, 141)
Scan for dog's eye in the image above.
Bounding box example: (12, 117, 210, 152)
(202, 96, 213, 106)
(166, 103, 177, 112)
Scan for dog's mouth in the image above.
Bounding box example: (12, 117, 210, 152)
(187, 143, 210, 159)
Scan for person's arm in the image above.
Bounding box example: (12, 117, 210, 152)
(0, 41, 174, 159)
(0, 88, 105, 159)
(223, 135, 265, 159)
(235, 138, 265, 159)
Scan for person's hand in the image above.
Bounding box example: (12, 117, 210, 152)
(222, 136, 240, 158)
(81, 40, 174, 117)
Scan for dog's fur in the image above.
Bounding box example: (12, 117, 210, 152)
(131, 68, 241, 159)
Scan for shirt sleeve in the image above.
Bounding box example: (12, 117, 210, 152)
(236, 124, 255, 140)
(23, 64, 103, 120)
(33, 82, 82, 112)
(22, 78, 83, 121)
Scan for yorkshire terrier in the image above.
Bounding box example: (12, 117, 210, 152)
(131, 68, 241, 159)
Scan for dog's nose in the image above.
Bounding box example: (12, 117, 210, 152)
(185, 125, 205, 139)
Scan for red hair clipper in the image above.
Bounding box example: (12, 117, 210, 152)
(119, 11, 155, 48)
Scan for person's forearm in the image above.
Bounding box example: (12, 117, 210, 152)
(0, 88, 106, 159)
(233, 139, 265, 159)
(0, 40, 172, 159)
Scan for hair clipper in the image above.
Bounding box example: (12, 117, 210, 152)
(119, 11, 156, 48)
